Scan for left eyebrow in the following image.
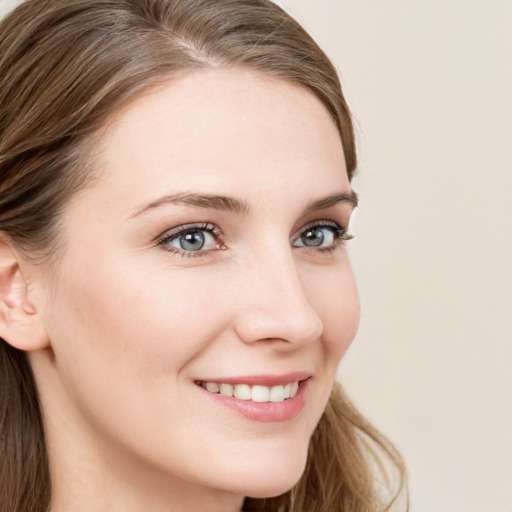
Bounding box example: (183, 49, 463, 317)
(302, 191, 358, 215)
(129, 192, 249, 219)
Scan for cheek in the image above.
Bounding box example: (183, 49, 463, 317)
(48, 259, 229, 377)
(302, 257, 360, 363)
(43, 256, 235, 463)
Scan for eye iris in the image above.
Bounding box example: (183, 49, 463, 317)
(302, 228, 324, 247)
(179, 231, 205, 251)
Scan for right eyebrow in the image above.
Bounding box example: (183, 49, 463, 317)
(128, 192, 249, 219)
(302, 191, 358, 215)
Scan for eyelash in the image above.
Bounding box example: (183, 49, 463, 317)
(156, 220, 353, 258)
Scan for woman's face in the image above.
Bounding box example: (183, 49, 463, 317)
(33, 69, 359, 504)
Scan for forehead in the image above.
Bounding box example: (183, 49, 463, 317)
(86, 68, 349, 209)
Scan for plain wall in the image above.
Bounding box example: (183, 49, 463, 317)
(1, 1, 511, 511)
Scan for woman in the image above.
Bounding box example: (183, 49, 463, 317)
(0, 1, 407, 511)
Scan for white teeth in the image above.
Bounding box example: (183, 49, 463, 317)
(200, 381, 301, 403)
(234, 384, 251, 400)
(251, 385, 270, 402)
(269, 385, 285, 402)
(219, 383, 234, 397)
(206, 382, 220, 393)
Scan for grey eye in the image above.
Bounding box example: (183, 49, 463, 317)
(301, 228, 327, 247)
(293, 226, 336, 248)
(166, 229, 216, 252)
(179, 231, 205, 251)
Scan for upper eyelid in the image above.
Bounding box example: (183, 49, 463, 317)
(298, 219, 342, 229)
(157, 219, 343, 237)
(156, 222, 221, 241)
(292, 219, 344, 237)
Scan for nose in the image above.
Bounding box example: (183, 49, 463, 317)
(232, 247, 324, 348)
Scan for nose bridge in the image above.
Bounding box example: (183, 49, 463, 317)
(234, 242, 323, 346)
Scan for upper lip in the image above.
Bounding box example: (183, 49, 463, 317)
(195, 371, 312, 387)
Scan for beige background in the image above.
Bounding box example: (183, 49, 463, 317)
(2, 0, 511, 511)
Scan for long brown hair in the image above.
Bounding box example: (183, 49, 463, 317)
(0, 1, 407, 510)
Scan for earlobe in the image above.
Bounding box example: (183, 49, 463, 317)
(0, 235, 50, 351)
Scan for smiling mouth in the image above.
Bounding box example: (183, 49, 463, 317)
(196, 380, 301, 403)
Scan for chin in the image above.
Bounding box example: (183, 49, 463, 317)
(242, 469, 305, 499)
(225, 447, 309, 499)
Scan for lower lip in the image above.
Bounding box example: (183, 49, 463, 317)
(197, 380, 309, 423)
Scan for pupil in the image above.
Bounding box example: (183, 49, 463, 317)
(303, 228, 324, 247)
(180, 231, 205, 251)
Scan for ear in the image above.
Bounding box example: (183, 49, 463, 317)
(0, 234, 50, 351)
